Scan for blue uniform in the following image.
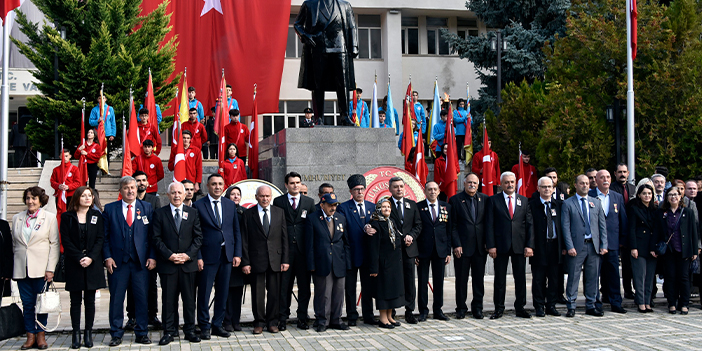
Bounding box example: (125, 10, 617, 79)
(89, 104, 116, 137)
(349, 100, 369, 127)
(431, 120, 454, 152)
(398, 131, 419, 150)
(380, 107, 400, 134)
(189, 99, 205, 122)
(414, 102, 427, 133)
(454, 107, 469, 136)
(227, 97, 238, 111)
(137, 104, 163, 124)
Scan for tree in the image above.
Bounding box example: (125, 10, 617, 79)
(12, 0, 177, 157)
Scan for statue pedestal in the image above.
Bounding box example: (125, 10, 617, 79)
(258, 127, 403, 203)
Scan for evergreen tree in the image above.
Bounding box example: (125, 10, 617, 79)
(12, 0, 177, 157)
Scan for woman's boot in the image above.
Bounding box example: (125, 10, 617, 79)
(20, 332, 35, 350)
(71, 330, 81, 349)
(83, 329, 94, 348)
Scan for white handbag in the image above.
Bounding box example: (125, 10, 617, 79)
(34, 281, 61, 332)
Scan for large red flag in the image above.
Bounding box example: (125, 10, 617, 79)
(127, 95, 141, 157)
(172, 119, 186, 182)
(216, 73, 228, 171)
(630, 0, 638, 60)
(517, 146, 527, 197)
(481, 125, 494, 196)
(248, 87, 259, 179)
(144, 69, 157, 127)
(139, 0, 290, 114)
(443, 98, 459, 198)
(414, 121, 428, 185)
(121, 116, 133, 178)
(77, 103, 88, 185)
(401, 81, 414, 158)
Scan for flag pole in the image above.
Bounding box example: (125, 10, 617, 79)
(626, 0, 635, 182)
(0, 13, 10, 219)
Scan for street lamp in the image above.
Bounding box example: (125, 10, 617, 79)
(606, 104, 614, 122)
(490, 30, 508, 104)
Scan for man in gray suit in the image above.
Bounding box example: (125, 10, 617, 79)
(562, 174, 608, 317)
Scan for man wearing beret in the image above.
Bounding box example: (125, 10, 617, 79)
(336, 174, 376, 325)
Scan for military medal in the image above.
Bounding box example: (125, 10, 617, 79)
(613, 203, 618, 213)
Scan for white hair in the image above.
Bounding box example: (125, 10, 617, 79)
(500, 171, 516, 183)
(256, 185, 271, 196)
(168, 182, 185, 193)
(538, 176, 553, 187)
(651, 173, 665, 182)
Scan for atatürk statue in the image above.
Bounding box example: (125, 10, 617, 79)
(294, 0, 358, 126)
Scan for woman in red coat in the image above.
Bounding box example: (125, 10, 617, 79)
(220, 143, 247, 187)
(74, 129, 101, 189)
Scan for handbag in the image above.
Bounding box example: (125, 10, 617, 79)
(0, 284, 25, 341)
(655, 211, 683, 256)
(34, 281, 61, 332)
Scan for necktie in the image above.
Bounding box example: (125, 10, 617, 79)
(622, 185, 629, 204)
(262, 208, 270, 236)
(658, 194, 662, 204)
(358, 203, 365, 219)
(291, 197, 297, 210)
(469, 197, 476, 221)
(396, 200, 403, 221)
(430, 203, 437, 223)
(545, 202, 555, 239)
(326, 216, 334, 237)
(127, 204, 133, 227)
(174, 208, 182, 231)
(213, 200, 222, 227)
(580, 198, 592, 233)
(508, 196, 513, 219)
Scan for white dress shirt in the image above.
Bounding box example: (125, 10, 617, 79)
(208, 194, 223, 221)
(503, 192, 515, 214)
(596, 188, 610, 216)
(575, 193, 592, 239)
(170, 203, 184, 218)
(258, 204, 271, 226)
(540, 197, 557, 238)
(288, 193, 300, 208)
(393, 197, 404, 218)
(122, 200, 136, 221)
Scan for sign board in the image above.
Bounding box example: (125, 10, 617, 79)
(363, 167, 425, 204)
(229, 179, 284, 208)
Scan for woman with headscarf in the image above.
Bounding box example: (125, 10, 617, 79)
(368, 198, 404, 329)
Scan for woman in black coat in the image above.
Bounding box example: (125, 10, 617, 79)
(223, 186, 247, 332)
(627, 184, 661, 313)
(655, 186, 699, 315)
(60, 186, 106, 348)
(0, 219, 12, 296)
(368, 198, 404, 329)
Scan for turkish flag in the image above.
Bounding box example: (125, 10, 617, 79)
(144, 70, 157, 127)
(401, 82, 414, 158)
(127, 96, 141, 157)
(1, 0, 20, 24)
(77, 105, 89, 186)
(443, 100, 458, 198)
(414, 119, 428, 185)
(121, 116, 134, 178)
(630, 0, 637, 60)
(140, 0, 291, 114)
(517, 148, 526, 197)
(481, 126, 494, 196)
(172, 120, 186, 182)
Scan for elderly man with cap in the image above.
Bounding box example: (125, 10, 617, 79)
(336, 174, 376, 326)
(300, 107, 315, 128)
(306, 193, 351, 332)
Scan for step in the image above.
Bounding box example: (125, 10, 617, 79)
(7, 168, 43, 176)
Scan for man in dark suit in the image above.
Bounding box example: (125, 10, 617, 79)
(589, 170, 628, 314)
(529, 177, 564, 317)
(241, 185, 289, 334)
(562, 174, 608, 317)
(486, 172, 534, 319)
(387, 176, 422, 323)
(102, 176, 156, 346)
(273, 172, 315, 331)
(610, 162, 636, 300)
(449, 173, 488, 319)
(151, 182, 203, 345)
(193, 174, 242, 339)
(416, 182, 452, 321)
(306, 193, 351, 332)
(315, 183, 335, 212)
(537, 166, 568, 304)
(337, 174, 375, 326)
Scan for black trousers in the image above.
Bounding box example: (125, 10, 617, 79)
(87, 163, 99, 189)
(310, 52, 350, 124)
(456, 135, 465, 160)
(621, 246, 634, 295)
(202, 143, 218, 160)
(279, 244, 311, 322)
(402, 253, 417, 313)
(417, 256, 446, 314)
(251, 268, 281, 328)
(160, 270, 196, 335)
(493, 249, 527, 311)
(127, 268, 158, 320)
(663, 250, 692, 309)
(345, 265, 375, 322)
(454, 252, 486, 313)
(224, 286, 244, 327)
(69, 290, 96, 331)
(531, 240, 560, 309)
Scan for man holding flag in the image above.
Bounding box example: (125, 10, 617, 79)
(182, 108, 208, 151)
(50, 149, 80, 208)
(137, 108, 162, 155)
(169, 130, 202, 189)
(350, 88, 369, 128)
(472, 130, 500, 195)
(89, 94, 116, 147)
(454, 98, 470, 161)
(513, 149, 537, 198)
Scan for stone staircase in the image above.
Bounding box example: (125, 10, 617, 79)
(4, 167, 43, 218)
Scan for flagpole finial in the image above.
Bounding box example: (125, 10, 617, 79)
(409, 74, 412, 83)
(184, 67, 187, 76)
(221, 68, 224, 76)
(148, 67, 151, 74)
(254, 83, 257, 98)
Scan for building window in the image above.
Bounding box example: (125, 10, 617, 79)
(358, 15, 382, 59)
(457, 17, 479, 43)
(260, 101, 341, 137)
(401, 16, 419, 55)
(286, 14, 303, 58)
(427, 17, 449, 55)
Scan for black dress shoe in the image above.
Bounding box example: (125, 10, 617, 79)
(611, 305, 627, 314)
(546, 307, 561, 316)
(223, 324, 234, 332)
(637, 307, 647, 313)
(557, 295, 568, 304)
(405, 314, 418, 324)
(363, 319, 378, 325)
(158, 334, 174, 346)
(417, 313, 428, 322)
(566, 309, 576, 317)
(535, 308, 546, 317)
(278, 321, 287, 331)
(378, 322, 395, 329)
(472, 311, 484, 319)
(586, 308, 604, 317)
(71, 330, 81, 349)
(645, 308, 653, 313)
(455, 311, 466, 319)
(624, 292, 636, 300)
(184, 333, 201, 343)
(109, 337, 122, 347)
(391, 320, 401, 327)
(297, 320, 309, 330)
(200, 329, 211, 340)
(135, 335, 151, 344)
(433, 311, 450, 321)
(212, 327, 231, 337)
(125, 318, 136, 331)
(515, 309, 532, 318)
(329, 323, 350, 330)
(149, 317, 163, 329)
(315, 324, 327, 332)
(348, 320, 357, 327)
(680, 308, 689, 315)
(83, 329, 94, 348)
(490, 310, 504, 319)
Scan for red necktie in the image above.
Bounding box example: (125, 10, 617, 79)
(623, 185, 629, 204)
(292, 197, 297, 210)
(127, 204, 133, 227)
(508, 196, 514, 219)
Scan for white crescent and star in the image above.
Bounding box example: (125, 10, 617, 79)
(201, 0, 223, 17)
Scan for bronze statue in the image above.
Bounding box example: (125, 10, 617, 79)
(294, 0, 358, 126)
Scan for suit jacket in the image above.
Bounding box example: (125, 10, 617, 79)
(60, 209, 106, 291)
(528, 197, 564, 265)
(486, 193, 533, 254)
(241, 205, 289, 273)
(654, 207, 699, 258)
(531, 188, 567, 203)
(626, 200, 660, 258)
(449, 191, 487, 257)
(11, 209, 60, 279)
(305, 209, 351, 277)
(151, 205, 203, 274)
(336, 199, 375, 267)
(273, 193, 316, 255)
(417, 200, 453, 258)
(610, 181, 636, 202)
(589, 189, 628, 250)
(194, 196, 241, 264)
(102, 199, 155, 268)
(142, 192, 160, 211)
(561, 195, 608, 253)
(389, 197, 423, 258)
(300, 118, 315, 128)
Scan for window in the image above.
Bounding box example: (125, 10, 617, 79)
(457, 17, 479, 40)
(427, 17, 449, 55)
(286, 14, 303, 58)
(260, 101, 343, 136)
(357, 15, 382, 59)
(401, 17, 419, 55)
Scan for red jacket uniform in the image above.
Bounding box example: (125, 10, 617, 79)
(138, 123, 162, 155)
(74, 142, 102, 164)
(511, 162, 537, 197)
(50, 162, 81, 198)
(223, 122, 250, 158)
(471, 149, 501, 186)
(132, 153, 164, 193)
(220, 157, 247, 187)
(181, 120, 207, 150)
(168, 146, 202, 184)
(434, 155, 447, 193)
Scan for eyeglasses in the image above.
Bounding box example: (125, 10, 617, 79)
(667, 193, 680, 197)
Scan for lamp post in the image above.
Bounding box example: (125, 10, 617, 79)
(606, 99, 622, 163)
(53, 25, 66, 159)
(490, 30, 508, 104)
